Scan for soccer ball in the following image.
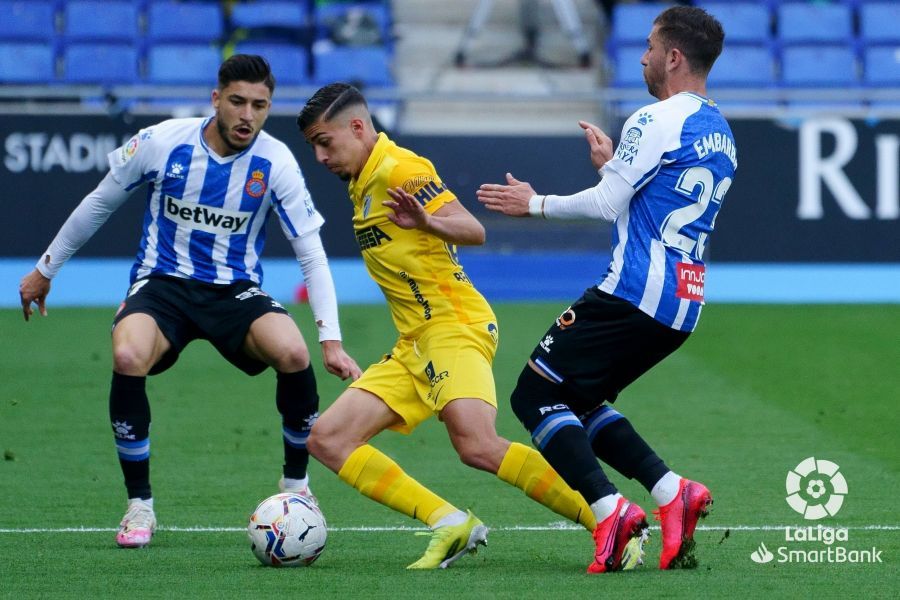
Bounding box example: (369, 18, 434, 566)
(248, 493, 327, 567)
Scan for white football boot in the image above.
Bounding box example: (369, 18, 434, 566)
(116, 498, 156, 548)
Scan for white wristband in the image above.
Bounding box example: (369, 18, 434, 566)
(528, 194, 547, 218)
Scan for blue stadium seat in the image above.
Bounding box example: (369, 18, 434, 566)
(231, 1, 308, 30)
(234, 42, 308, 85)
(147, 1, 224, 42)
(697, 2, 770, 45)
(313, 45, 392, 87)
(316, 1, 391, 46)
(609, 3, 674, 45)
(781, 46, 859, 87)
(0, 1, 56, 41)
(778, 3, 853, 44)
(147, 44, 222, 84)
(230, 0, 312, 45)
(860, 3, 900, 45)
(63, 43, 139, 84)
(63, 1, 139, 42)
(863, 46, 900, 86)
(610, 45, 646, 87)
(0, 42, 55, 82)
(708, 46, 775, 87)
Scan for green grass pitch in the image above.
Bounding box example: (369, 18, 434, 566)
(1, 303, 898, 598)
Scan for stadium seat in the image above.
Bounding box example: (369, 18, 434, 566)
(230, 1, 312, 49)
(696, 2, 771, 45)
(708, 46, 775, 87)
(610, 45, 646, 87)
(315, 1, 391, 47)
(0, 42, 55, 82)
(63, 43, 139, 84)
(860, 3, 900, 45)
(609, 3, 675, 45)
(63, 1, 139, 42)
(777, 3, 853, 45)
(781, 46, 859, 87)
(231, 1, 309, 30)
(313, 45, 392, 87)
(0, 1, 57, 41)
(146, 1, 224, 43)
(147, 44, 222, 85)
(863, 46, 900, 86)
(234, 42, 309, 85)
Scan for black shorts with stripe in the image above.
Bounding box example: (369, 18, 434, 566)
(529, 287, 690, 410)
(112, 274, 289, 376)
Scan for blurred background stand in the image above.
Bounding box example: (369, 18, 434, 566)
(454, 0, 592, 68)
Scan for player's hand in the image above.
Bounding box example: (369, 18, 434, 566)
(19, 269, 51, 322)
(321, 340, 362, 381)
(383, 187, 430, 231)
(579, 120, 614, 170)
(476, 172, 534, 217)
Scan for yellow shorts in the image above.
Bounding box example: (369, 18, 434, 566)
(350, 320, 499, 434)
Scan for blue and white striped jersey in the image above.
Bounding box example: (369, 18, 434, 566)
(108, 117, 324, 285)
(599, 92, 737, 332)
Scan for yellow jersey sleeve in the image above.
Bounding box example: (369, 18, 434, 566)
(388, 156, 456, 215)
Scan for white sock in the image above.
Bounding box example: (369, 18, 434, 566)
(129, 497, 153, 509)
(651, 471, 682, 506)
(433, 510, 468, 529)
(282, 475, 309, 492)
(590, 493, 622, 523)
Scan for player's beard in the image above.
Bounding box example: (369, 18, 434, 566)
(216, 117, 256, 153)
(644, 69, 659, 99)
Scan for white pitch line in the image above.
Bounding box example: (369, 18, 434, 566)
(0, 524, 898, 534)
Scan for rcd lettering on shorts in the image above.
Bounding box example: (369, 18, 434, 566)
(539, 404, 569, 415)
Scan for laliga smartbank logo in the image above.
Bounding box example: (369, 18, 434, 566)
(750, 457, 883, 565)
(785, 456, 847, 520)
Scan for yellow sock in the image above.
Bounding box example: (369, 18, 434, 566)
(497, 442, 596, 532)
(338, 444, 457, 527)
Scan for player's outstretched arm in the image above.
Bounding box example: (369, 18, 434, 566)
(321, 340, 362, 381)
(19, 172, 131, 322)
(19, 269, 51, 321)
(476, 172, 536, 217)
(384, 187, 485, 245)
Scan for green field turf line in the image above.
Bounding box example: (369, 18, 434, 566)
(2, 524, 898, 534)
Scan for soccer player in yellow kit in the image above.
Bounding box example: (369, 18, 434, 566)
(297, 83, 604, 569)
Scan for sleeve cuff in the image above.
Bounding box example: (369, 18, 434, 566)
(35, 256, 56, 279)
(528, 194, 546, 218)
(316, 321, 342, 342)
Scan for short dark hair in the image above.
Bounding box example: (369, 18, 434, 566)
(296, 83, 368, 132)
(218, 54, 275, 93)
(654, 6, 724, 74)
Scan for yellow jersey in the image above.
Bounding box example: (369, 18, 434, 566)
(348, 132, 495, 337)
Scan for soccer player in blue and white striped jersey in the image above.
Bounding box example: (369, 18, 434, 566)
(19, 55, 361, 549)
(478, 6, 730, 572)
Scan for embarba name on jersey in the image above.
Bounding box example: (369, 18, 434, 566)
(691, 131, 737, 169)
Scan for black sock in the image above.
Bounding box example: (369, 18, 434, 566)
(584, 407, 669, 492)
(540, 426, 618, 505)
(109, 372, 151, 500)
(510, 368, 617, 505)
(276, 367, 319, 480)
